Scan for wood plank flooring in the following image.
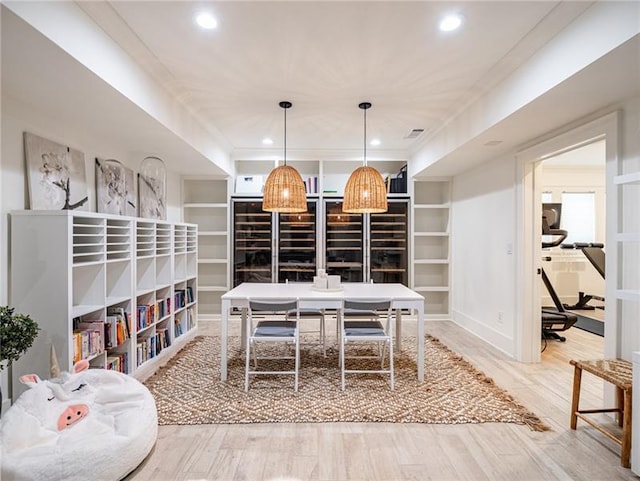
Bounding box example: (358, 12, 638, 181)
(126, 319, 637, 481)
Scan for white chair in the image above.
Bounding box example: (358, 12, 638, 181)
(286, 308, 326, 357)
(245, 299, 300, 392)
(339, 299, 394, 390)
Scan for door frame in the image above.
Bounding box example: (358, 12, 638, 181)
(514, 111, 619, 362)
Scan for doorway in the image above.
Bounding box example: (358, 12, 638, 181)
(515, 112, 619, 364)
(538, 141, 606, 360)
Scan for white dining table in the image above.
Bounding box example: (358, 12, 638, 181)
(219, 282, 426, 381)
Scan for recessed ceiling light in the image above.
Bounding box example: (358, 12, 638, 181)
(195, 12, 217, 30)
(439, 13, 463, 32)
(262, 138, 274, 145)
(370, 139, 381, 146)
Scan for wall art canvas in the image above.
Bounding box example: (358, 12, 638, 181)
(138, 156, 167, 220)
(95, 158, 136, 216)
(24, 132, 89, 210)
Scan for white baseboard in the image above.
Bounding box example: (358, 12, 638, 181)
(451, 309, 515, 358)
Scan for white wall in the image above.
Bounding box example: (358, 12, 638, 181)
(0, 93, 182, 408)
(450, 154, 517, 357)
(540, 166, 606, 307)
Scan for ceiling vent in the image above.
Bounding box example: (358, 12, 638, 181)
(484, 140, 503, 146)
(404, 129, 424, 139)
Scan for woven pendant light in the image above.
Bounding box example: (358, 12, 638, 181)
(343, 102, 387, 213)
(262, 101, 307, 213)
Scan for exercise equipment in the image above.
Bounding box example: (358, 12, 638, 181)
(560, 242, 605, 310)
(540, 203, 577, 342)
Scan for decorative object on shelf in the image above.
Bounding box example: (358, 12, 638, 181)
(0, 358, 158, 481)
(95, 158, 136, 216)
(24, 132, 89, 211)
(389, 164, 408, 194)
(138, 156, 167, 220)
(343, 103, 388, 213)
(262, 101, 307, 213)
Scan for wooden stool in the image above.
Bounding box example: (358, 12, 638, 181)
(570, 358, 633, 468)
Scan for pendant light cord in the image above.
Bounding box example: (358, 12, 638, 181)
(363, 106, 367, 167)
(283, 106, 287, 166)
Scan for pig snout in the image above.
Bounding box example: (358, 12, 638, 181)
(57, 404, 89, 431)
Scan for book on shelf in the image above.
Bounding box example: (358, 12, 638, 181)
(136, 303, 156, 330)
(74, 320, 105, 360)
(305, 176, 318, 194)
(156, 296, 171, 319)
(106, 352, 129, 374)
(106, 307, 130, 347)
(174, 290, 186, 310)
(186, 286, 194, 304)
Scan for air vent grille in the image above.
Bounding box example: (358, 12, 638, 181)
(405, 129, 424, 139)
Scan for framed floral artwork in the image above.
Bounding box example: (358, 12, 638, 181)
(95, 158, 136, 216)
(24, 132, 89, 210)
(138, 156, 167, 220)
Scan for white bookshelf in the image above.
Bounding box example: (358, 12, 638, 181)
(10, 211, 198, 397)
(182, 177, 230, 320)
(411, 179, 452, 318)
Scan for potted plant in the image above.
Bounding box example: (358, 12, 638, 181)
(0, 306, 40, 413)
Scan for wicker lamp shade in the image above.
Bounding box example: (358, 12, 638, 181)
(262, 100, 307, 213)
(262, 164, 307, 213)
(343, 101, 388, 213)
(342, 165, 388, 213)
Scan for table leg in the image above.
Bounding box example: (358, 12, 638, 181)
(395, 308, 402, 351)
(240, 307, 247, 352)
(221, 299, 229, 381)
(417, 303, 424, 382)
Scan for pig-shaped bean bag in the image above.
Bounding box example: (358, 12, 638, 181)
(0, 360, 157, 481)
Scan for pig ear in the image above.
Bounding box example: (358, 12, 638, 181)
(73, 360, 90, 373)
(19, 374, 41, 386)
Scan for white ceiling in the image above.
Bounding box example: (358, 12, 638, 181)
(2, 2, 639, 178)
(78, 1, 588, 156)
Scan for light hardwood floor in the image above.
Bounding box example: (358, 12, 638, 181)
(126, 319, 637, 481)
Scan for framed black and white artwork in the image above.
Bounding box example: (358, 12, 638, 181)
(138, 156, 167, 220)
(95, 158, 136, 216)
(24, 132, 89, 211)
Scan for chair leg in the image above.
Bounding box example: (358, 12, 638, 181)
(252, 342, 258, 369)
(570, 365, 582, 429)
(389, 339, 394, 391)
(320, 314, 326, 357)
(245, 338, 251, 392)
(340, 338, 346, 391)
(294, 333, 300, 392)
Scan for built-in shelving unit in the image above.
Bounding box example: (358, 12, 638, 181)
(10, 210, 198, 398)
(278, 201, 318, 283)
(232, 199, 273, 286)
(325, 200, 364, 282)
(411, 179, 451, 318)
(370, 200, 409, 285)
(182, 177, 229, 320)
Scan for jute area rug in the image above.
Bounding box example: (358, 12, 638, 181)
(144, 335, 548, 431)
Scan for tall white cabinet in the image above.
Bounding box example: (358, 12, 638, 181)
(10, 211, 198, 397)
(182, 177, 230, 320)
(411, 179, 451, 318)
